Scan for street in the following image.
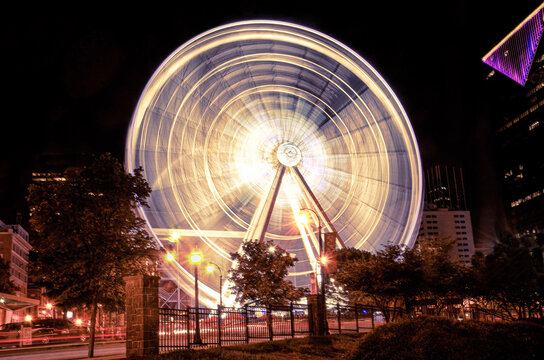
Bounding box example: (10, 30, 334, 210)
(0, 341, 124, 360)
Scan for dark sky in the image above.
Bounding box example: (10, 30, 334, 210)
(1, 1, 542, 249)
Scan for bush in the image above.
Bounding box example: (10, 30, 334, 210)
(348, 317, 544, 360)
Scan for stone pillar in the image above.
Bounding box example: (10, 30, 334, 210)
(307, 294, 327, 336)
(124, 275, 159, 357)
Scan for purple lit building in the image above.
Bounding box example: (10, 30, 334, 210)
(482, 5, 544, 86)
(483, 4, 544, 235)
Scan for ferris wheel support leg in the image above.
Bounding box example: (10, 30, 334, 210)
(291, 166, 346, 249)
(244, 165, 286, 242)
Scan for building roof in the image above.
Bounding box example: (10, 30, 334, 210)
(0, 292, 40, 311)
(482, 4, 544, 85)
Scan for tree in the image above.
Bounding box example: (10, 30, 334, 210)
(334, 245, 417, 322)
(27, 153, 156, 358)
(228, 239, 306, 335)
(405, 236, 471, 316)
(0, 257, 17, 294)
(334, 238, 471, 321)
(470, 232, 544, 320)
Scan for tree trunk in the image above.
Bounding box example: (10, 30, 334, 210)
(266, 304, 273, 341)
(88, 299, 98, 358)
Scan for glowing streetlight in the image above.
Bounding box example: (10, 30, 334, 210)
(206, 263, 224, 308)
(268, 246, 276, 253)
(170, 231, 181, 242)
(25, 314, 32, 322)
(296, 211, 308, 225)
(190, 251, 202, 264)
(46, 303, 53, 310)
(190, 250, 203, 345)
(166, 252, 175, 262)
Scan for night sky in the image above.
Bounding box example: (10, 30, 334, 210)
(1, 1, 542, 249)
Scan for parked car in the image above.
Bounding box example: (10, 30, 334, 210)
(31, 319, 89, 344)
(0, 319, 89, 348)
(0, 322, 24, 348)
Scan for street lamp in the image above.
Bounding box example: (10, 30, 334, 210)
(206, 263, 223, 308)
(299, 208, 326, 297)
(299, 208, 329, 336)
(190, 250, 203, 345)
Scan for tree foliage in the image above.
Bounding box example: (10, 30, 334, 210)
(334, 237, 470, 320)
(406, 237, 472, 314)
(470, 232, 544, 320)
(0, 257, 17, 294)
(26, 153, 156, 356)
(334, 245, 414, 322)
(228, 239, 306, 307)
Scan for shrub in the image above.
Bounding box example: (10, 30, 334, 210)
(348, 317, 544, 360)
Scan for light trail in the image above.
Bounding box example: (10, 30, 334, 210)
(125, 20, 423, 306)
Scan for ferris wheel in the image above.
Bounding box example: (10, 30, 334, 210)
(125, 20, 423, 307)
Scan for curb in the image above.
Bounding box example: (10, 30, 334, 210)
(0, 340, 125, 356)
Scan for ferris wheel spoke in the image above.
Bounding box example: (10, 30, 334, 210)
(244, 165, 286, 242)
(291, 166, 346, 248)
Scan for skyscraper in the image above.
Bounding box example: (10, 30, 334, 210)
(418, 166, 476, 265)
(483, 4, 544, 235)
(425, 165, 468, 211)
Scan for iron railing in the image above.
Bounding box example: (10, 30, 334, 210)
(159, 302, 397, 352)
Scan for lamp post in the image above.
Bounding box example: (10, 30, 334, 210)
(206, 263, 223, 308)
(299, 208, 329, 335)
(299, 208, 326, 297)
(190, 250, 203, 345)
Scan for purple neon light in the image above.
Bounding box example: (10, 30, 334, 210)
(483, 7, 544, 85)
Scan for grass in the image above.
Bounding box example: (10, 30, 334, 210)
(131, 318, 544, 359)
(135, 333, 366, 359)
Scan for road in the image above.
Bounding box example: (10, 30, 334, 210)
(0, 341, 124, 360)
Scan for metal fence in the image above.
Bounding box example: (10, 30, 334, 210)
(159, 302, 393, 352)
(159, 304, 310, 351)
(326, 303, 385, 334)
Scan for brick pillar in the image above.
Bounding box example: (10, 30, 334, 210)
(307, 294, 327, 336)
(124, 275, 159, 357)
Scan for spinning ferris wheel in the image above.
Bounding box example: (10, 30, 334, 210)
(125, 20, 423, 307)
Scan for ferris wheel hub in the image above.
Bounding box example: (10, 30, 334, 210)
(276, 142, 302, 167)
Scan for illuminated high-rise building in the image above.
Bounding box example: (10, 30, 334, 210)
(483, 4, 544, 235)
(425, 165, 468, 211)
(418, 166, 475, 265)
